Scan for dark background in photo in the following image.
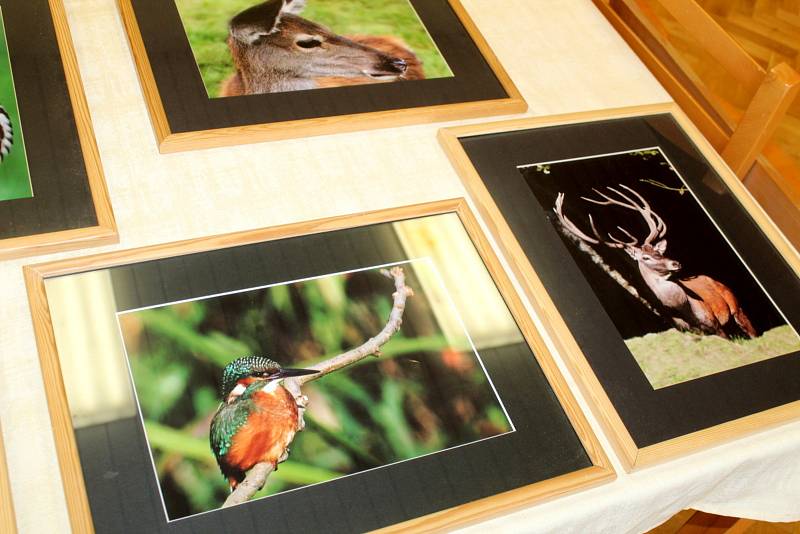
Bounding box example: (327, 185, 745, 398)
(521, 150, 787, 340)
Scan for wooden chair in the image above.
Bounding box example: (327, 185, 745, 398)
(593, 0, 800, 245)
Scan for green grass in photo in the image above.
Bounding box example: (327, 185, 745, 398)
(174, 0, 453, 97)
(627, 325, 800, 389)
(0, 9, 33, 201)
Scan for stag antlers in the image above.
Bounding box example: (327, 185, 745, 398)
(554, 184, 666, 250)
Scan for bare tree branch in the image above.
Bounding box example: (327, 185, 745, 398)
(290, 267, 414, 388)
(221, 266, 413, 508)
(223, 463, 274, 507)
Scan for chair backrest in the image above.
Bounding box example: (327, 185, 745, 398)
(594, 0, 800, 179)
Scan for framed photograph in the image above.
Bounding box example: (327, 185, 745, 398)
(117, 0, 527, 153)
(439, 103, 800, 470)
(0, 427, 16, 533)
(25, 200, 611, 532)
(0, 0, 116, 259)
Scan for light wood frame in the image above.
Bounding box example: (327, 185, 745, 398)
(0, 423, 17, 533)
(438, 102, 800, 471)
(0, 0, 117, 260)
(117, 0, 527, 153)
(24, 199, 612, 533)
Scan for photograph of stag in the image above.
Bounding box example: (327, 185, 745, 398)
(521, 148, 800, 389)
(174, 0, 453, 98)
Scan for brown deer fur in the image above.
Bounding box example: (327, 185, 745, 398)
(219, 1, 424, 97)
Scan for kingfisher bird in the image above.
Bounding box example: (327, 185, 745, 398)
(210, 356, 318, 490)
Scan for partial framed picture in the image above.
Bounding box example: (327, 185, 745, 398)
(25, 200, 611, 532)
(0, 0, 116, 259)
(0, 424, 16, 533)
(118, 0, 527, 152)
(439, 103, 800, 470)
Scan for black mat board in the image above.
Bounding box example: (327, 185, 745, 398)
(0, 0, 96, 238)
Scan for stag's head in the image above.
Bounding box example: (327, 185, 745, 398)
(625, 240, 681, 275)
(228, 0, 408, 80)
(554, 184, 682, 277)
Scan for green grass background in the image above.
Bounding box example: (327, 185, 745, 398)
(0, 9, 32, 202)
(627, 325, 800, 389)
(174, 0, 453, 97)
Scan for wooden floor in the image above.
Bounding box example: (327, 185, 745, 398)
(700, 0, 800, 164)
(656, 0, 800, 164)
(650, 510, 800, 534)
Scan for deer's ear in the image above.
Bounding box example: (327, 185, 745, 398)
(654, 239, 667, 253)
(229, 0, 284, 44)
(282, 0, 307, 15)
(624, 246, 638, 259)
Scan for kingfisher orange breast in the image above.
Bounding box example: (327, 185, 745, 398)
(225, 383, 299, 474)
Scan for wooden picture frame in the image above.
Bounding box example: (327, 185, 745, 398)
(0, 425, 17, 533)
(25, 199, 611, 532)
(439, 103, 800, 471)
(117, 0, 527, 153)
(0, 0, 116, 260)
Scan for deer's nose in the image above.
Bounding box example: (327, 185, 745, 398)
(669, 260, 681, 270)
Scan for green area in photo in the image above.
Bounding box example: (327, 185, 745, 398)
(175, 0, 454, 97)
(120, 261, 508, 520)
(628, 325, 800, 389)
(0, 9, 33, 202)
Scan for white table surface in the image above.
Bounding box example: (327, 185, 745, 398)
(2, 0, 798, 532)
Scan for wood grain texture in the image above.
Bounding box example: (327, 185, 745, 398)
(723, 63, 800, 176)
(23, 265, 95, 534)
(0, 422, 17, 534)
(438, 102, 800, 471)
(592, 0, 800, 245)
(0, 0, 118, 260)
(24, 199, 612, 533)
(657, 0, 765, 91)
(116, 0, 527, 153)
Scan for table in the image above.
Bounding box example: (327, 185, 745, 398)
(1, 0, 797, 532)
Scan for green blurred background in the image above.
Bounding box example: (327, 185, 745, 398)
(0, 10, 33, 202)
(119, 262, 510, 520)
(174, 0, 453, 97)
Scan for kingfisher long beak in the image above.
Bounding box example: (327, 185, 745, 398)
(276, 367, 319, 379)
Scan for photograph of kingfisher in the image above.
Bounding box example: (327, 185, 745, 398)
(210, 356, 318, 490)
(119, 262, 512, 520)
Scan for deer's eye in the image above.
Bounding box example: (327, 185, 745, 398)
(296, 38, 323, 49)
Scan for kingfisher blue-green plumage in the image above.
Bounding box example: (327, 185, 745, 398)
(210, 356, 318, 489)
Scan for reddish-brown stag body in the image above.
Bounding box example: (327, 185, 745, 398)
(554, 184, 757, 339)
(220, 0, 425, 97)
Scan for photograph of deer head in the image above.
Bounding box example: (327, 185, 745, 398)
(521, 148, 800, 389)
(174, 0, 452, 97)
